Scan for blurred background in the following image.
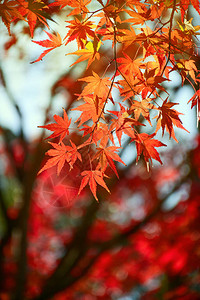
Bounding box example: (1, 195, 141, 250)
(0, 1, 200, 300)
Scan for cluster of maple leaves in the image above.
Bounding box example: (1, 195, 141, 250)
(1, 1, 200, 299)
(1, 0, 200, 200)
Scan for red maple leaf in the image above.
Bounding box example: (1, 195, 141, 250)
(132, 133, 166, 170)
(50, 0, 91, 19)
(0, 0, 25, 35)
(65, 18, 96, 49)
(155, 99, 189, 142)
(18, 0, 54, 38)
(188, 89, 200, 126)
(180, 0, 200, 21)
(31, 30, 62, 63)
(38, 109, 71, 143)
(78, 169, 110, 201)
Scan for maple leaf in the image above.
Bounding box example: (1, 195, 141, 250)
(50, 0, 91, 11)
(191, 0, 200, 15)
(144, 65, 167, 90)
(97, 24, 116, 42)
(72, 95, 105, 126)
(38, 142, 70, 175)
(118, 26, 136, 48)
(78, 169, 110, 201)
(118, 76, 143, 101)
(27, 0, 52, 37)
(17, 0, 54, 38)
(177, 18, 200, 36)
(38, 109, 71, 143)
(135, 26, 165, 59)
(102, 4, 122, 22)
(174, 59, 198, 84)
(180, 0, 200, 21)
(155, 99, 189, 142)
(96, 5, 123, 41)
(67, 140, 82, 170)
(132, 133, 166, 170)
(51, 0, 91, 19)
(117, 53, 144, 79)
(130, 99, 155, 125)
(80, 122, 111, 147)
(125, 7, 147, 25)
(149, 2, 165, 20)
(31, 30, 62, 63)
(109, 104, 144, 145)
(39, 140, 82, 175)
(188, 89, 200, 126)
(93, 146, 126, 178)
(0, 0, 26, 35)
(167, 27, 194, 57)
(67, 40, 101, 69)
(79, 71, 111, 99)
(65, 18, 96, 49)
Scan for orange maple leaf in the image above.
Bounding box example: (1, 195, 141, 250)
(78, 169, 110, 201)
(93, 146, 126, 178)
(125, 7, 147, 25)
(155, 99, 189, 142)
(38, 109, 71, 143)
(130, 99, 155, 125)
(39, 141, 82, 175)
(65, 18, 96, 49)
(0, 0, 25, 35)
(39, 142, 70, 175)
(109, 104, 144, 145)
(31, 30, 62, 63)
(118, 26, 136, 48)
(18, 0, 54, 38)
(174, 59, 197, 84)
(79, 71, 111, 99)
(97, 24, 115, 41)
(117, 53, 144, 79)
(67, 40, 101, 69)
(133, 133, 166, 170)
(72, 95, 105, 126)
(67, 140, 82, 170)
(80, 122, 111, 147)
(143, 66, 167, 96)
(180, 0, 200, 21)
(50, 0, 91, 19)
(118, 76, 143, 101)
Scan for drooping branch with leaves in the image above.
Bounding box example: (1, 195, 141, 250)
(0, 1, 200, 300)
(29, 0, 200, 199)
